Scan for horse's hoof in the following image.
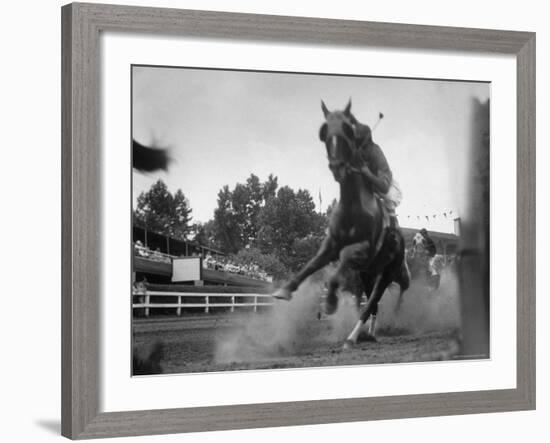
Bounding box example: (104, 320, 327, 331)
(342, 339, 355, 351)
(272, 288, 292, 301)
(324, 294, 338, 315)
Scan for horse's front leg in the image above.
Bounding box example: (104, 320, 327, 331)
(394, 258, 411, 313)
(272, 236, 338, 301)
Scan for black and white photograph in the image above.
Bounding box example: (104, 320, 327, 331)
(2, 0, 542, 441)
(131, 65, 490, 376)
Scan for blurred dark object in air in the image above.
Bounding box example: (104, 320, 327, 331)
(133, 139, 171, 172)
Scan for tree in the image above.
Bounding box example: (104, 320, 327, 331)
(192, 220, 218, 250)
(257, 186, 326, 266)
(209, 174, 330, 275)
(212, 174, 279, 253)
(285, 235, 325, 271)
(244, 174, 264, 242)
(133, 179, 192, 238)
(213, 185, 241, 253)
(170, 189, 193, 238)
(262, 173, 278, 201)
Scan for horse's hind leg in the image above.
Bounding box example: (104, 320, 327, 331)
(344, 271, 393, 348)
(358, 272, 376, 309)
(358, 272, 378, 336)
(344, 273, 382, 347)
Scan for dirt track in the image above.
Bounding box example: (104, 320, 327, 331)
(133, 312, 461, 375)
(133, 272, 466, 375)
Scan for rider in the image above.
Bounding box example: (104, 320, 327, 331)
(419, 228, 439, 277)
(419, 228, 437, 258)
(349, 113, 402, 229)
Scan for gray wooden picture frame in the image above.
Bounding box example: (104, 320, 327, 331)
(61, 2, 536, 439)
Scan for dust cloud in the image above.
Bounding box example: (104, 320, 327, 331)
(215, 279, 325, 364)
(376, 268, 461, 336)
(214, 268, 461, 365)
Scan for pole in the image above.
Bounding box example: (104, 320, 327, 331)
(371, 112, 384, 133)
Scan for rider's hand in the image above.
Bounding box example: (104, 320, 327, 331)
(348, 165, 372, 178)
(360, 165, 375, 179)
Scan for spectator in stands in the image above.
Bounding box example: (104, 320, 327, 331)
(134, 241, 149, 257)
(187, 250, 273, 282)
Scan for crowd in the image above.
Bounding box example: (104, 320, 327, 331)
(134, 241, 172, 264)
(202, 254, 273, 282)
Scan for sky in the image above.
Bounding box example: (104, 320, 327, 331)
(132, 66, 489, 234)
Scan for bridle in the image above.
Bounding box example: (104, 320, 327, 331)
(319, 112, 361, 180)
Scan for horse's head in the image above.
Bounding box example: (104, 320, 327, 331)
(412, 232, 427, 256)
(319, 99, 357, 183)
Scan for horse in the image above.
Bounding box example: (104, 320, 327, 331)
(407, 232, 442, 290)
(407, 232, 429, 278)
(273, 100, 410, 348)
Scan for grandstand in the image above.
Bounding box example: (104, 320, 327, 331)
(132, 226, 272, 289)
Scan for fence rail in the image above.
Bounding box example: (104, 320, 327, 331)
(132, 291, 275, 316)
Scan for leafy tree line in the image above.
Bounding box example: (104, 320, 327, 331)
(134, 176, 335, 280)
(133, 180, 193, 239)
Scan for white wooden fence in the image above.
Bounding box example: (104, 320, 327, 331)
(132, 291, 275, 317)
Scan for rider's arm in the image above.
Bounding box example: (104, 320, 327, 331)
(358, 144, 392, 194)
